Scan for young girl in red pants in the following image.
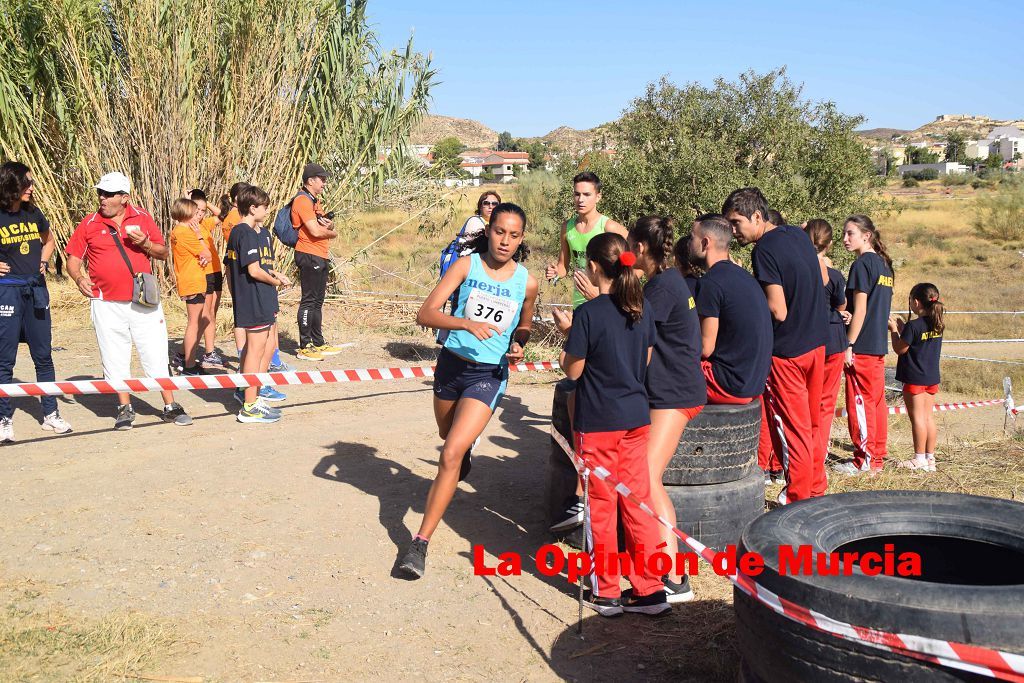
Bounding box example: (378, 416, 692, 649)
(557, 232, 669, 618)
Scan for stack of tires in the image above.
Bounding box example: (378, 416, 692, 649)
(547, 378, 765, 551)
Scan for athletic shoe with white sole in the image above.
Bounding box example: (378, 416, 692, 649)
(237, 401, 281, 424)
(662, 575, 695, 604)
(583, 593, 623, 618)
(398, 537, 428, 578)
(268, 360, 294, 373)
(41, 411, 73, 435)
(201, 351, 225, 367)
(161, 403, 193, 426)
(315, 343, 345, 356)
(831, 461, 867, 476)
(296, 345, 324, 361)
(0, 416, 13, 443)
(622, 589, 671, 616)
(549, 496, 585, 533)
(259, 386, 287, 402)
(114, 404, 136, 431)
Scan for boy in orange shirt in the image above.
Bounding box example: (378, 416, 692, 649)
(170, 198, 212, 376)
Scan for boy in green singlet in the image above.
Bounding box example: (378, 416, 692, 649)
(545, 172, 627, 310)
(546, 172, 627, 534)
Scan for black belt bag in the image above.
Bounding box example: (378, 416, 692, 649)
(109, 227, 160, 308)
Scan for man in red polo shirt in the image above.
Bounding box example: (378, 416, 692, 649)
(66, 172, 193, 430)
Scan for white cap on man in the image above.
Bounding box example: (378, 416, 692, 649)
(95, 172, 131, 194)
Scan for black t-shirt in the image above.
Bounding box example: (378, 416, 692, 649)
(846, 252, 893, 356)
(684, 274, 699, 297)
(0, 205, 49, 276)
(695, 261, 773, 399)
(825, 267, 848, 356)
(751, 225, 827, 357)
(644, 268, 706, 409)
(896, 317, 942, 386)
(227, 222, 278, 328)
(565, 294, 655, 432)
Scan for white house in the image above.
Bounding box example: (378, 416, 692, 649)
(898, 162, 970, 176)
(966, 140, 991, 159)
(986, 126, 1024, 162)
(459, 151, 529, 183)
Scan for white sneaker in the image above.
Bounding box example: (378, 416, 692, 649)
(0, 416, 13, 443)
(925, 455, 936, 472)
(831, 461, 864, 476)
(41, 411, 73, 435)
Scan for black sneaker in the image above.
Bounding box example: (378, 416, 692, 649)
(114, 404, 136, 430)
(182, 365, 208, 376)
(549, 496, 585, 533)
(663, 575, 695, 604)
(161, 403, 193, 426)
(459, 437, 480, 482)
(622, 589, 671, 616)
(398, 537, 428, 579)
(583, 593, 623, 618)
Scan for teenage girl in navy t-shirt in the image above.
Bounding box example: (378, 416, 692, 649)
(560, 232, 669, 618)
(399, 203, 538, 579)
(628, 216, 703, 604)
(838, 215, 894, 475)
(890, 282, 944, 473)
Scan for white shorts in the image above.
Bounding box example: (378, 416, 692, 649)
(90, 299, 170, 381)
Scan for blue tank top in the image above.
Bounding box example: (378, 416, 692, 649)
(444, 253, 528, 365)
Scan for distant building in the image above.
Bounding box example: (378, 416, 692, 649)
(459, 151, 529, 184)
(898, 162, 970, 176)
(987, 126, 1023, 162)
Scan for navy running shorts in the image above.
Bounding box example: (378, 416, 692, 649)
(433, 348, 508, 410)
(206, 272, 223, 294)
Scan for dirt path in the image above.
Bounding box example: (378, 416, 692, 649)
(1, 305, 1017, 682)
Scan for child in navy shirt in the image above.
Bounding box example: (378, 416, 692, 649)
(890, 283, 944, 472)
(560, 232, 668, 618)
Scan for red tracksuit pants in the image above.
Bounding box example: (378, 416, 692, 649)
(814, 352, 845, 493)
(758, 347, 825, 503)
(575, 426, 662, 599)
(845, 354, 888, 469)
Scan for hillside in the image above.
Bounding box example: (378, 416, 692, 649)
(410, 114, 497, 148)
(857, 127, 910, 142)
(859, 115, 1024, 144)
(533, 123, 617, 153)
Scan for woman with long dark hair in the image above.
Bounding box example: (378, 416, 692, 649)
(834, 214, 893, 475)
(0, 162, 71, 441)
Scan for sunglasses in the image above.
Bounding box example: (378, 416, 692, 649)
(481, 200, 499, 207)
(97, 189, 127, 199)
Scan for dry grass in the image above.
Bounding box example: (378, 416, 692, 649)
(0, 580, 183, 682)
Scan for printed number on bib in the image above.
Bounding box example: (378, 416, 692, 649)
(465, 288, 517, 334)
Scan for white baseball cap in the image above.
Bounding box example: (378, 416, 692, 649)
(95, 172, 131, 194)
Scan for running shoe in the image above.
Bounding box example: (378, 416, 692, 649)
(296, 344, 324, 361)
(622, 589, 671, 616)
(583, 593, 623, 618)
(662, 575, 695, 604)
(398, 537, 428, 579)
(0, 416, 13, 443)
(237, 401, 281, 424)
(201, 351, 225, 367)
(763, 469, 785, 485)
(259, 386, 287, 402)
(268, 360, 294, 373)
(41, 411, 73, 435)
(549, 496, 585, 533)
(459, 437, 481, 482)
(114, 404, 136, 431)
(171, 351, 185, 371)
(831, 460, 867, 476)
(315, 343, 345, 356)
(161, 403, 193, 426)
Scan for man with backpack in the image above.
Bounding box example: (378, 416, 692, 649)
(287, 163, 343, 361)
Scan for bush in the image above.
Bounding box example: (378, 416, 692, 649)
(973, 184, 1024, 241)
(941, 172, 971, 186)
(903, 177, 920, 188)
(906, 169, 939, 181)
(515, 170, 562, 257)
(906, 226, 948, 250)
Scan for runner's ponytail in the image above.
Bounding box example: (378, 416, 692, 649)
(586, 232, 643, 323)
(910, 282, 944, 335)
(630, 215, 675, 273)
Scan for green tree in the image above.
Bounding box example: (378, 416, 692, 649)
(944, 131, 967, 163)
(553, 68, 886, 267)
(431, 137, 465, 177)
(496, 131, 519, 151)
(515, 139, 548, 171)
(905, 146, 941, 164)
(0, 0, 435, 254)
(984, 153, 1005, 170)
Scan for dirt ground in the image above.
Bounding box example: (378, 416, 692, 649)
(1, 301, 1020, 682)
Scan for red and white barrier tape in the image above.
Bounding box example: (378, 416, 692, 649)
(0, 361, 561, 398)
(833, 398, 1005, 418)
(549, 427, 1024, 681)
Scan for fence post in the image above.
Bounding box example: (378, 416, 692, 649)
(1004, 377, 1016, 435)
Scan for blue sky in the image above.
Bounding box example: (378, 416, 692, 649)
(372, 1, 1023, 137)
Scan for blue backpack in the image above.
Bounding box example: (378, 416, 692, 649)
(438, 215, 482, 280)
(272, 190, 315, 248)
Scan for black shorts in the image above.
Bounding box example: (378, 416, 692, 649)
(184, 292, 206, 304)
(433, 348, 508, 410)
(206, 272, 223, 294)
